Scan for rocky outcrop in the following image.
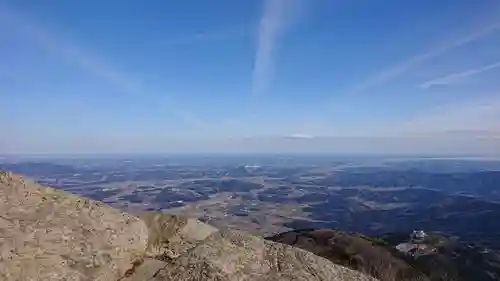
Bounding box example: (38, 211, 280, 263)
(0, 171, 149, 281)
(0, 171, 377, 281)
(153, 228, 376, 281)
(138, 212, 218, 260)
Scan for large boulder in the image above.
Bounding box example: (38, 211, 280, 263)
(0, 171, 149, 281)
(138, 212, 218, 260)
(152, 229, 377, 281)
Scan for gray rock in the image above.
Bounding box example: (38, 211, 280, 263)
(139, 212, 219, 260)
(119, 258, 167, 281)
(152, 229, 377, 281)
(0, 171, 148, 281)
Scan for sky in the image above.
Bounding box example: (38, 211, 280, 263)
(1, 0, 500, 155)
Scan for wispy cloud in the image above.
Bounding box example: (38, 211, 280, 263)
(251, 0, 298, 96)
(285, 134, 315, 139)
(0, 5, 204, 128)
(0, 7, 139, 91)
(420, 61, 500, 89)
(347, 21, 500, 96)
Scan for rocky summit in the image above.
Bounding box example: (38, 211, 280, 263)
(0, 171, 149, 281)
(0, 171, 376, 281)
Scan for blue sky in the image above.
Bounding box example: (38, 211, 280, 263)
(1, 0, 499, 154)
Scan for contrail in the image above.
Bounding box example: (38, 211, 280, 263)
(251, 0, 294, 96)
(0, 5, 205, 128)
(420, 61, 500, 88)
(347, 21, 500, 96)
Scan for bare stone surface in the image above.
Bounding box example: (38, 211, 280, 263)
(1, 171, 377, 281)
(139, 212, 219, 260)
(152, 229, 377, 281)
(0, 171, 149, 281)
(119, 258, 167, 281)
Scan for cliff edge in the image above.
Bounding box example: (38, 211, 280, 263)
(0, 171, 376, 281)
